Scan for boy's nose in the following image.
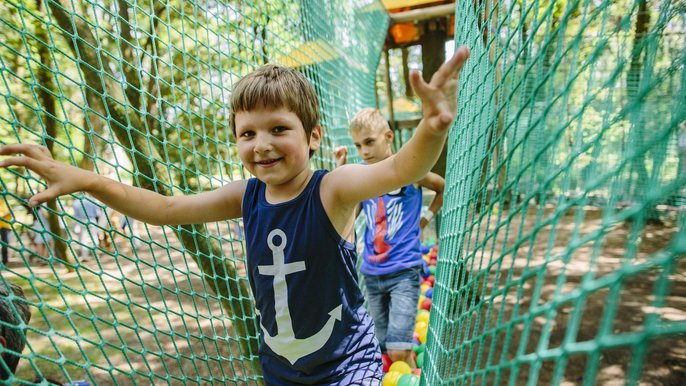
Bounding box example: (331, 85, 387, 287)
(253, 134, 273, 153)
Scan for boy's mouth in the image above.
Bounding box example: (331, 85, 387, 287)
(256, 158, 281, 168)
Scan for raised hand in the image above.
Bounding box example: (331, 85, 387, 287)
(0, 144, 95, 207)
(333, 146, 348, 168)
(410, 46, 470, 134)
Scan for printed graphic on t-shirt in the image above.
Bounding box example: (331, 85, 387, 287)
(365, 193, 406, 264)
(258, 229, 342, 364)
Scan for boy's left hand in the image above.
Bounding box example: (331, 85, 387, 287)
(333, 146, 348, 168)
(411, 46, 470, 135)
(0, 144, 94, 207)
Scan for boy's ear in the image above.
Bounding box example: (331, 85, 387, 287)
(309, 124, 322, 151)
(384, 128, 394, 142)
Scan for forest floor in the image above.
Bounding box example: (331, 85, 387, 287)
(4, 204, 684, 385)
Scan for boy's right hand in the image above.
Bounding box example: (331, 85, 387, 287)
(0, 144, 95, 207)
(334, 146, 348, 168)
(410, 46, 470, 135)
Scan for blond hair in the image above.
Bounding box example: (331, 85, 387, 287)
(230, 64, 320, 137)
(349, 108, 390, 134)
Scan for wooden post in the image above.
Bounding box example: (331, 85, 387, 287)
(402, 47, 412, 98)
(383, 48, 395, 129)
(422, 21, 447, 177)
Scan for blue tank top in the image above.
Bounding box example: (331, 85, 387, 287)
(360, 184, 423, 276)
(242, 170, 382, 385)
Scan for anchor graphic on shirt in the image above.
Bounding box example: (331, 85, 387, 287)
(258, 229, 342, 364)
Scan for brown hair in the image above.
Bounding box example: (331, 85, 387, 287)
(349, 108, 390, 134)
(230, 64, 320, 137)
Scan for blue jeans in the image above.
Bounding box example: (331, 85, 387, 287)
(363, 266, 421, 351)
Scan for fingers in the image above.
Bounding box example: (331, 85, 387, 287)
(0, 156, 41, 170)
(0, 144, 50, 159)
(431, 46, 471, 86)
(334, 146, 348, 167)
(410, 70, 431, 100)
(29, 188, 58, 208)
(448, 46, 470, 78)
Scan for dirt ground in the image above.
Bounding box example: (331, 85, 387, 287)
(8, 220, 259, 385)
(432, 204, 685, 386)
(5, 205, 685, 385)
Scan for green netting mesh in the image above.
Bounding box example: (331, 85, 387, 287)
(0, 1, 386, 384)
(0, 0, 684, 385)
(424, 1, 685, 385)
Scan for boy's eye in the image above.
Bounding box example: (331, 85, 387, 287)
(271, 126, 288, 134)
(240, 131, 255, 138)
(354, 144, 361, 149)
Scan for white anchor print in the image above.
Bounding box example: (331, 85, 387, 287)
(258, 229, 342, 364)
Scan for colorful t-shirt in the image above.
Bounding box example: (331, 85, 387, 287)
(360, 184, 423, 276)
(242, 170, 382, 385)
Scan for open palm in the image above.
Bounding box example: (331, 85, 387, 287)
(410, 46, 470, 134)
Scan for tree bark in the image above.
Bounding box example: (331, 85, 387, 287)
(401, 47, 413, 98)
(34, 0, 74, 271)
(47, 1, 262, 375)
(423, 21, 447, 178)
(627, 0, 657, 222)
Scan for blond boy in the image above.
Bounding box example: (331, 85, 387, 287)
(335, 108, 444, 367)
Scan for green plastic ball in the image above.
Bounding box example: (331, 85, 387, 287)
(397, 374, 420, 386)
(416, 351, 425, 368)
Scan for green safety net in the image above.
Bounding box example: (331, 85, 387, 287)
(0, 1, 386, 384)
(0, 0, 684, 385)
(424, 1, 685, 386)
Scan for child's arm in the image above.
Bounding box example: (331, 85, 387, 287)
(417, 172, 444, 231)
(324, 46, 470, 206)
(0, 144, 245, 225)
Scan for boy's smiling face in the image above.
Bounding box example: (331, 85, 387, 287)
(235, 106, 321, 189)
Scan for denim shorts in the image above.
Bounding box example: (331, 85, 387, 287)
(363, 266, 422, 351)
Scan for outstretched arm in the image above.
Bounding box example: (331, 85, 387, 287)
(0, 144, 245, 225)
(325, 46, 470, 206)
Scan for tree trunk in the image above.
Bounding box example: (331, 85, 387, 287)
(401, 47, 413, 98)
(421, 19, 447, 233)
(423, 21, 447, 177)
(34, 0, 74, 271)
(47, 1, 262, 375)
(627, 0, 657, 222)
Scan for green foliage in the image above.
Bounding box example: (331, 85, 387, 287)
(0, 0, 388, 384)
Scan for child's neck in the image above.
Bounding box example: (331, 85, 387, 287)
(264, 168, 314, 204)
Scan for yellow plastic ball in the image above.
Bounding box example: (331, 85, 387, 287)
(417, 326, 428, 344)
(415, 320, 428, 334)
(382, 371, 403, 386)
(416, 309, 430, 325)
(388, 360, 412, 375)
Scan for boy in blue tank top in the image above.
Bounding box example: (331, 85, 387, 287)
(335, 108, 444, 367)
(0, 47, 470, 385)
